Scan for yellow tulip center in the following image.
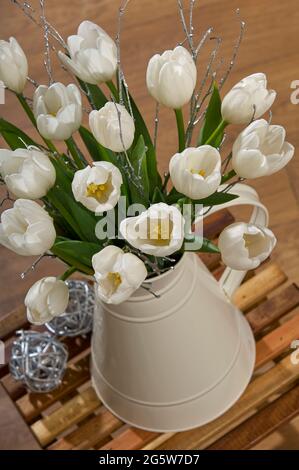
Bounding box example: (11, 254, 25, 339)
(107, 272, 122, 293)
(191, 168, 206, 177)
(86, 179, 111, 203)
(147, 219, 173, 246)
(243, 233, 255, 249)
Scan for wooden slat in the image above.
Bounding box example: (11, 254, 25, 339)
(16, 355, 90, 423)
(203, 210, 235, 240)
(246, 283, 299, 334)
(0, 306, 27, 341)
(154, 353, 299, 450)
(100, 427, 159, 451)
(31, 386, 100, 447)
(0, 383, 40, 450)
(50, 410, 122, 450)
(255, 314, 299, 369)
(233, 264, 287, 311)
(208, 385, 299, 450)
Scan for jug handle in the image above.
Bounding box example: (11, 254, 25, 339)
(201, 183, 269, 298)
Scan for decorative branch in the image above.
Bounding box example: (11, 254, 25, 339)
(219, 10, 245, 90)
(39, 0, 54, 85)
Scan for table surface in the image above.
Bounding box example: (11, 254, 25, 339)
(0, 0, 299, 450)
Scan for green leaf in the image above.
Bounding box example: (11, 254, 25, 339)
(78, 80, 108, 110)
(51, 238, 101, 274)
(195, 191, 239, 207)
(79, 126, 117, 164)
(0, 118, 38, 149)
(197, 82, 223, 148)
(130, 135, 150, 205)
(184, 235, 220, 253)
(123, 88, 162, 196)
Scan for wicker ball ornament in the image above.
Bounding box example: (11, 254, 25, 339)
(46, 280, 95, 337)
(9, 330, 68, 393)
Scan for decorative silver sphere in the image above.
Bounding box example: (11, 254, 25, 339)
(45, 280, 95, 337)
(9, 330, 68, 393)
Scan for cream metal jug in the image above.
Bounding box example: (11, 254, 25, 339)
(91, 184, 268, 431)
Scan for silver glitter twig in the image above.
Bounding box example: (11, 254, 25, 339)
(39, 0, 54, 85)
(154, 102, 160, 151)
(219, 10, 245, 90)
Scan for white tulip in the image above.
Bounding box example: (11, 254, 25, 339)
(72, 161, 122, 213)
(25, 277, 69, 325)
(89, 102, 135, 152)
(232, 119, 295, 179)
(0, 37, 28, 93)
(221, 73, 276, 125)
(0, 199, 56, 256)
(33, 82, 82, 141)
(120, 203, 185, 257)
(146, 46, 197, 109)
(92, 245, 147, 304)
(218, 222, 276, 271)
(0, 147, 56, 199)
(169, 146, 222, 200)
(58, 20, 117, 85)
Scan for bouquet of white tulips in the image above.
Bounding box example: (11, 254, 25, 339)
(0, 6, 294, 325)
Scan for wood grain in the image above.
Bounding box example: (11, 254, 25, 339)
(0, 383, 40, 450)
(208, 385, 299, 450)
(155, 353, 299, 449)
(31, 386, 100, 447)
(233, 264, 287, 311)
(246, 283, 299, 334)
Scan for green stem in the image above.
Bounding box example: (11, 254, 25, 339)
(65, 137, 85, 169)
(107, 80, 119, 100)
(221, 169, 236, 184)
(16, 93, 36, 126)
(162, 172, 171, 193)
(59, 266, 77, 281)
(16, 93, 59, 154)
(204, 119, 227, 146)
(174, 108, 185, 153)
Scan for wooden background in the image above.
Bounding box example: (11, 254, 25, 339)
(0, 0, 299, 449)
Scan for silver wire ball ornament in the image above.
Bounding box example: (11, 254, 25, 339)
(45, 280, 95, 337)
(9, 330, 68, 393)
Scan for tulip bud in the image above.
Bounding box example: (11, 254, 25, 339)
(0, 199, 56, 256)
(169, 146, 222, 200)
(33, 82, 82, 141)
(232, 119, 294, 179)
(89, 102, 135, 152)
(221, 73, 276, 125)
(0, 37, 28, 93)
(92, 245, 147, 304)
(25, 277, 69, 325)
(120, 203, 185, 257)
(218, 222, 276, 270)
(72, 161, 123, 213)
(58, 20, 117, 85)
(0, 147, 56, 199)
(146, 46, 197, 109)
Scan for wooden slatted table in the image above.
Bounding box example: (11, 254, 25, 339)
(1, 209, 299, 450)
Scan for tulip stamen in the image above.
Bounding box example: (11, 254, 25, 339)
(106, 272, 122, 294)
(86, 178, 112, 203)
(190, 168, 206, 177)
(147, 219, 173, 246)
